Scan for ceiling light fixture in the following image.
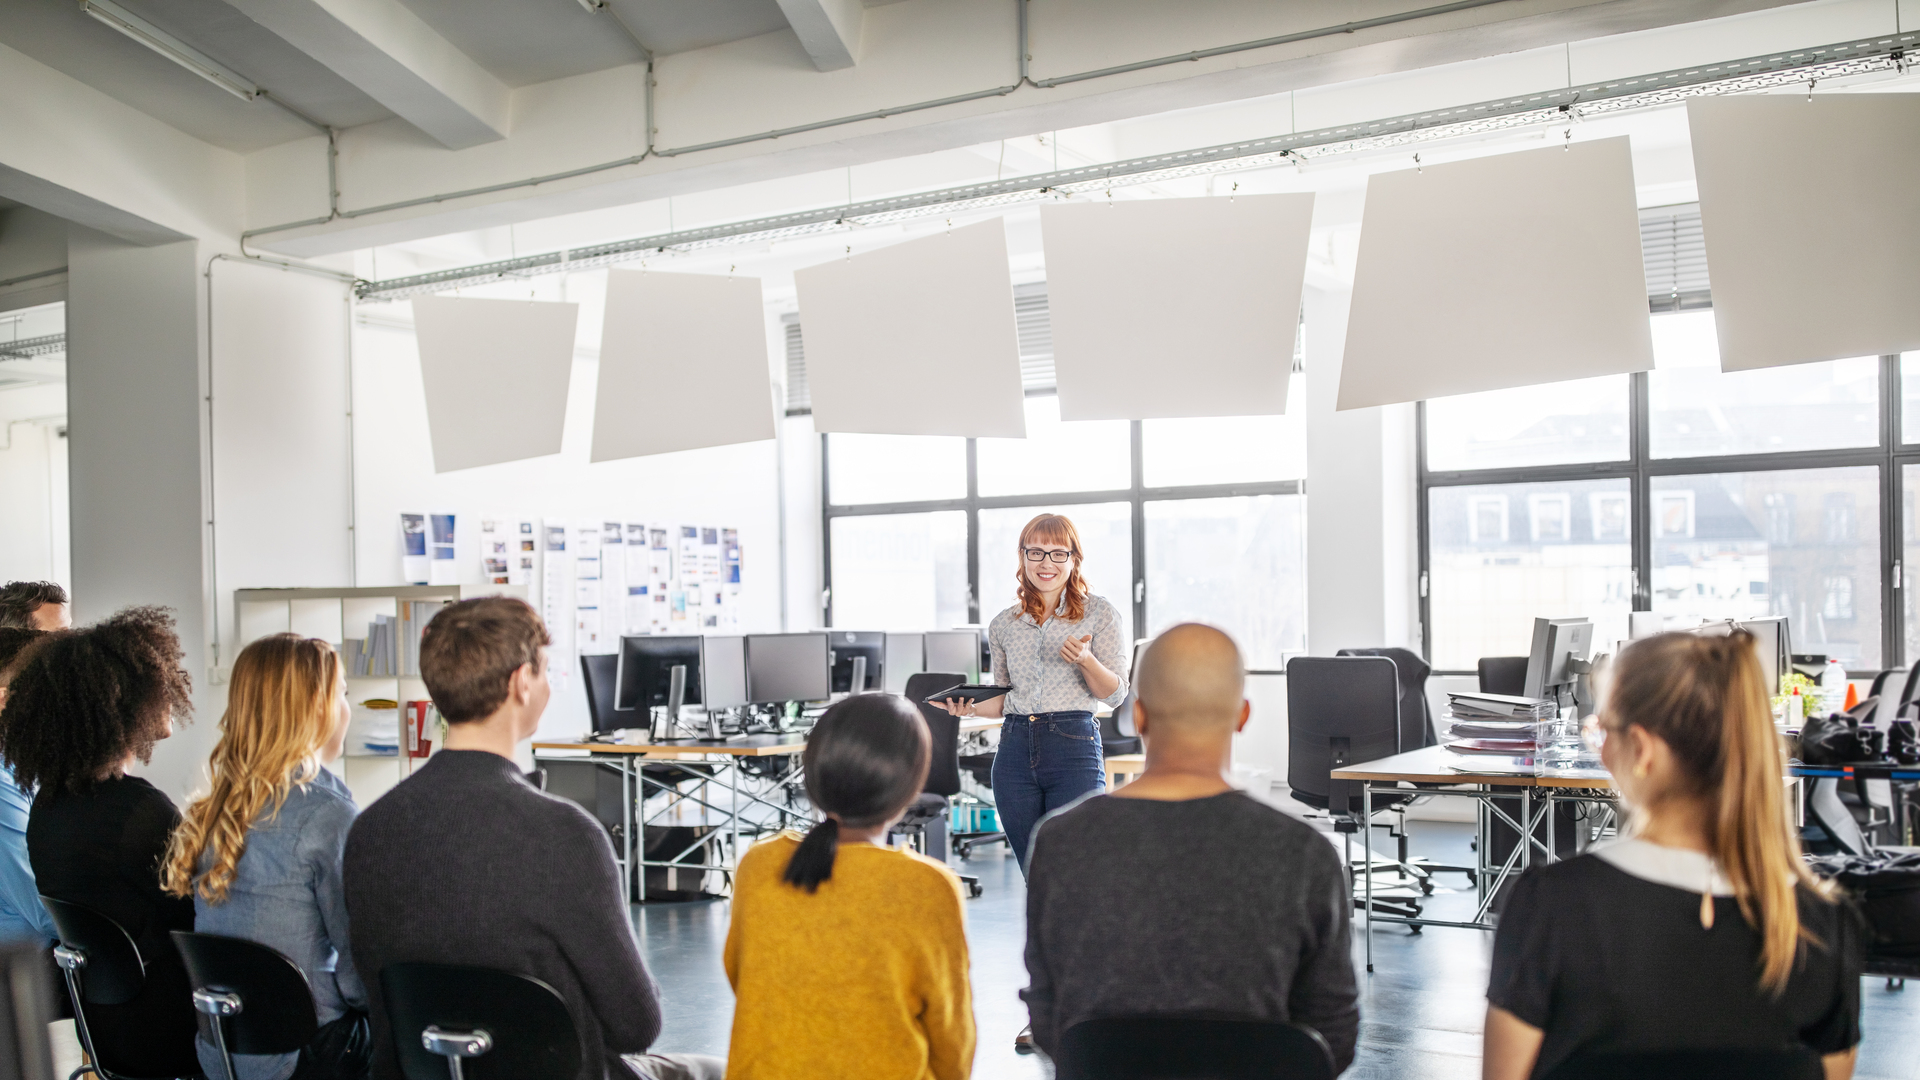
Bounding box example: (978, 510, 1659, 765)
(576, 0, 607, 11)
(81, 0, 259, 101)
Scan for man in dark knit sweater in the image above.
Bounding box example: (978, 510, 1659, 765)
(344, 597, 722, 1080)
(1021, 623, 1360, 1072)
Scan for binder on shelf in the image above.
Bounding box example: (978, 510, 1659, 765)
(405, 700, 437, 759)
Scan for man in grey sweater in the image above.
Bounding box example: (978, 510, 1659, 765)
(344, 597, 722, 1080)
(1021, 623, 1360, 1071)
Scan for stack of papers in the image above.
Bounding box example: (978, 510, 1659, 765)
(1446, 692, 1556, 721)
(1442, 692, 1556, 755)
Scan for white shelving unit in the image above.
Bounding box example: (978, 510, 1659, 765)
(232, 584, 527, 806)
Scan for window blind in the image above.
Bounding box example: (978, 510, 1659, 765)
(783, 314, 808, 415)
(1642, 204, 1711, 312)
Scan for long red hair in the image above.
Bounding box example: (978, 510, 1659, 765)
(1015, 514, 1089, 623)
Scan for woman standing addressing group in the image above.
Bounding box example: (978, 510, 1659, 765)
(937, 513, 1130, 870)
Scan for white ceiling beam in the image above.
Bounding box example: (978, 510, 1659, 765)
(774, 0, 865, 71)
(222, 0, 511, 149)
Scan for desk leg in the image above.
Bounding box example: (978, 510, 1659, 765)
(1520, 788, 1532, 876)
(623, 758, 635, 907)
(730, 760, 741, 895)
(1363, 780, 1373, 974)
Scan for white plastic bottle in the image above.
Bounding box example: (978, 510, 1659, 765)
(1822, 657, 1849, 717)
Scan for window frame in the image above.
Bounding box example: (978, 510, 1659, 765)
(1417, 354, 1907, 676)
(820, 395, 1304, 674)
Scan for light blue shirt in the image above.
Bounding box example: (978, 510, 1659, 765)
(193, 767, 365, 1080)
(989, 593, 1130, 716)
(0, 762, 54, 942)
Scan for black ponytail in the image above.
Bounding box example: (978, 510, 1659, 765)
(781, 694, 930, 893)
(782, 818, 841, 893)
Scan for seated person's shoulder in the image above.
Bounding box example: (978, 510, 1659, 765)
(894, 845, 965, 896)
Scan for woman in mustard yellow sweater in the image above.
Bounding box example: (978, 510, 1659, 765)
(723, 694, 975, 1080)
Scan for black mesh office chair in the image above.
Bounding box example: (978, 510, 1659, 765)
(171, 933, 322, 1080)
(1099, 640, 1150, 757)
(380, 963, 579, 1080)
(42, 896, 193, 1080)
(1542, 1046, 1822, 1080)
(897, 674, 985, 897)
(1056, 1017, 1334, 1080)
(1286, 656, 1426, 918)
(1337, 647, 1474, 886)
(1477, 656, 1529, 696)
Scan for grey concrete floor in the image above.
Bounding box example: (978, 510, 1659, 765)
(633, 819, 1920, 1078)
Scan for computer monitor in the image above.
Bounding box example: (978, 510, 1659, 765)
(883, 633, 925, 693)
(828, 630, 885, 694)
(1524, 617, 1594, 702)
(701, 635, 750, 710)
(745, 632, 831, 704)
(1694, 616, 1790, 695)
(614, 635, 703, 714)
(925, 629, 981, 683)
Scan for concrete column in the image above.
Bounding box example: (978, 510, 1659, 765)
(64, 229, 211, 797)
(1303, 283, 1419, 656)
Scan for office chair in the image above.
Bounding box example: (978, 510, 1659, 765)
(897, 673, 986, 897)
(903, 673, 1008, 859)
(41, 895, 185, 1080)
(1477, 656, 1528, 696)
(380, 963, 579, 1080)
(1099, 639, 1150, 757)
(580, 654, 715, 788)
(1542, 1046, 1822, 1080)
(1337, 647, 1475, 887)
(170, 932, 319, 1080)
(1286, 655, 1425, 918)
(1055, 1017, 1335, 1080)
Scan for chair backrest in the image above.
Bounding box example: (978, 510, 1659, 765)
(1056, 1017, 1334, 1080)
(171, 932, 319, 1056)
(1807, 777, 1869, 856)
(580, 653, 624, 732)
(1109, 639, 1151, 739)
(1338, 646, 1433, 749)
(1286, 656, 1399, 813)
(903, 672, 967, 798)
(40, 896, 145, 1005)
(1541, 1046, 1822, 1080)
(381, 963, 580, 1080)
(1478, 656, 1529, 696)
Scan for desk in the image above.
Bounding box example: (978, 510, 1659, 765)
(1104, 754, 1146, 788)
(1331, 746, 1618, 972)
(959, 717, 1002, 735)
(533, 736, 810, 904)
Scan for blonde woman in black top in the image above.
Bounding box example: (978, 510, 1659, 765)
(1484, 631, 1861, 1080)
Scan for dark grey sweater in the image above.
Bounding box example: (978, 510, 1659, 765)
(1022, 790, 1359, 1071)
(343, 751, 663, 1080)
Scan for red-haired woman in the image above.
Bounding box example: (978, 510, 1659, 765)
(938, 513, 1128, 872)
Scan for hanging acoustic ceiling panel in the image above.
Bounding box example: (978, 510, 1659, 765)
(1043, 194, 1313, 420)
(794, 220, 1026, 438)
(411, 295, 578, 472)
(1689, 93, 1920, 371)
(1337, 136, 1654, 411)
(592, 270, 775, 461)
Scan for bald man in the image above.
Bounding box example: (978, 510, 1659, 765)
(1019, 624, 1359, 1070)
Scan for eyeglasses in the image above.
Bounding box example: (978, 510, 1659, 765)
(1023, 547, 1075, 564)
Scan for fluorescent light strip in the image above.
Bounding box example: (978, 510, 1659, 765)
(81, 0, 258, 101)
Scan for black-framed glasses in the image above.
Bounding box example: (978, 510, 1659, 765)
(1023, 547, 1075, 564)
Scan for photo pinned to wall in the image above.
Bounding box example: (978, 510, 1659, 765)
(428, 513, 458, 586)
(479, 518, 535, 585)
(401, 513, 428, 584)
(572, 522, 606, 655)
(541, 520, 574, 689)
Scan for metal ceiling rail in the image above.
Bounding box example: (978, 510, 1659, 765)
(354, 30, 1915, 303)
(0, 334, 66, 361)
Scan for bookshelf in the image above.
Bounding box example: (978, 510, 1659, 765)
(231, 584, 527, 805)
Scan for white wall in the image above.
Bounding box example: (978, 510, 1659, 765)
(0, 386, 68, 590)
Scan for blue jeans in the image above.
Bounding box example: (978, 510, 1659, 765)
(992, 711, 1104, 872)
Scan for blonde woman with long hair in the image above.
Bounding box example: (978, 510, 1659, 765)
(1484, 631, 1861, 1080)
(165, 634, 369, 1080)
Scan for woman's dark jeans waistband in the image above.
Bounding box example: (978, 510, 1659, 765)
(1004, 710, 1095, 722)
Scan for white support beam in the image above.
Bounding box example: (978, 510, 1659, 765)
(775, 0, 865, 71)
(223, 0, 511, 149)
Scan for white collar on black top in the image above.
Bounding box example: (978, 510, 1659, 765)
(1591, 837, 1734, 897)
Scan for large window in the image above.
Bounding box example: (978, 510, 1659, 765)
(1421, 309, 1902, 675)
(823, 392, 1305, 667)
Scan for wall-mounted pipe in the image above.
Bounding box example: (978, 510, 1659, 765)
(241, 0, 1523, 244)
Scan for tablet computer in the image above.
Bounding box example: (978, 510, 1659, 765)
(920, 684, 1012, 705)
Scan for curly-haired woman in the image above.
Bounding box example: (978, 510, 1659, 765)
(0, 606, 198, 1078)
(165, 633, 369, 1080)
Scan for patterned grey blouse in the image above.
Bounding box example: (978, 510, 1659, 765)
(988, 593, 1130, 716)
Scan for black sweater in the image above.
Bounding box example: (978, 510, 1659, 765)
(1021, 790, 1360, 1071)
(29, 775, 199, 1078)
(343, 750, 664, 1080)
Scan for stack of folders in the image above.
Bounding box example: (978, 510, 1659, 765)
(345, 616, 399, 677)
(1443, 692, 1556, 754)
(398, 600, 448, 677)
